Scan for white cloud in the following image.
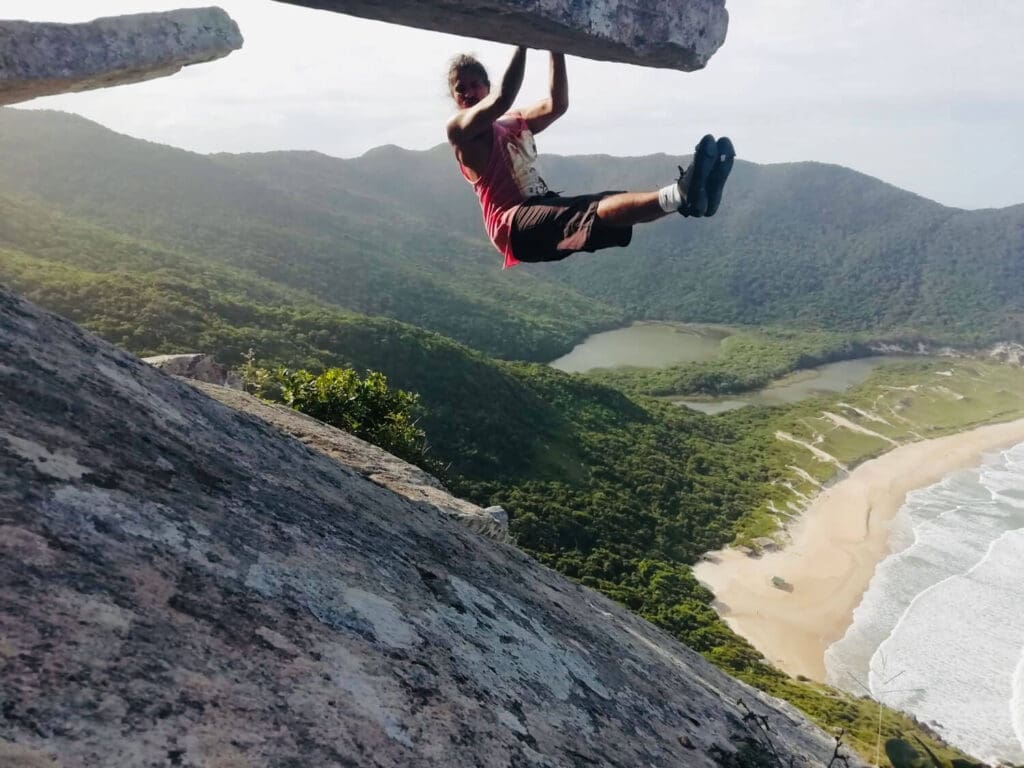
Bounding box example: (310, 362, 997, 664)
(6, 0, 1024, 208)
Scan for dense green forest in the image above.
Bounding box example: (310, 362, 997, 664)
(5, 106, 1024, 764)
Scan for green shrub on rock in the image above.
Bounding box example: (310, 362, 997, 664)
(241, 354, 430, 467)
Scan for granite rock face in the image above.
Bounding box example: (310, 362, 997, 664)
(0, 8, 242, 106)
(273, 0, 728, 71)
(0, 286, 860, 766)
(186, 378, 512, 543)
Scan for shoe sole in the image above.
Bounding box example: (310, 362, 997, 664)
(705, 137, 735, 217)
(687, 134, 718, 217)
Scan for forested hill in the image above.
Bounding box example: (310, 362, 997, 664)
(2, 107, 1023, 354)
(0, 108, 623, 362)
(541, 156, 1024, 339)
(220, 146, 1024, 343)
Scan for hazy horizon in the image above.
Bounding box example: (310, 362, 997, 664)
(11, 103, 1013, 214)
(5, 0, 1024, 210)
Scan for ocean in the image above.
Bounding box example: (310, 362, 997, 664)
(825, 441, 1024, 765)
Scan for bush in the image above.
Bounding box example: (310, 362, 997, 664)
(241, 354, 432, 468)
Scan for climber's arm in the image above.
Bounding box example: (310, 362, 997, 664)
(520, 52, 568, 135)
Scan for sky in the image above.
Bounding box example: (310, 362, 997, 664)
(5, 0, 1024, 210)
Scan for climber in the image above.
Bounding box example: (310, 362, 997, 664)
(446, 45, 735, 269)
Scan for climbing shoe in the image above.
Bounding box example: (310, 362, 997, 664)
(705, 137, 735, 217)
(676, 134, 718, 217)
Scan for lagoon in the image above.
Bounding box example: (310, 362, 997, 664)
(676, 356, 919, 413)
(550, 322, 919, 412)
(549, 322, 730, 373)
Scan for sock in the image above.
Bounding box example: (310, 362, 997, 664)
(658, 182, 683, 212)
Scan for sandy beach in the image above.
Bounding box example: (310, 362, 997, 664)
(692, 417, 1024, 682)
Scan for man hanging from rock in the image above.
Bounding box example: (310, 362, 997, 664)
(446, 46, 735, 269)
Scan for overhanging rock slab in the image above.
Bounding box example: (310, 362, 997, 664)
(0, 7, 243, 106)
(273, 0, 728, 71)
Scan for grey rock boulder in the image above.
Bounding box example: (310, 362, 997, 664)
(273, 0, 728, 71)
(0, 286, 861, 767)
(0, 7, 243, 106)
(484, 504, 509, 528)
(144, 353, 243, 390)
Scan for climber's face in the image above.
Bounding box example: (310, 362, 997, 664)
(451, 70, 489, 110)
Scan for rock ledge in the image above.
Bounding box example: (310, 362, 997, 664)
(0, 7, 243, 106)
(274, 0, 728, 71)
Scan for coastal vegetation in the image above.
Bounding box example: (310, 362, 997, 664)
(483, 361, 1024, 764)
(729, 359, 1024, 544)
(5, 107, 1024, 764)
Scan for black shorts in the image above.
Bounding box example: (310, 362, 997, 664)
(510, 191, 633, 263)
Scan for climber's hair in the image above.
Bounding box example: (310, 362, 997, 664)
(447, 53, 489, 96)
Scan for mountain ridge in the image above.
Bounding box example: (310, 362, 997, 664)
(3, 106, 1022, 354)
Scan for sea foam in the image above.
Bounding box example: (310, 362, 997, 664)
(825, 441, 1024, 764)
